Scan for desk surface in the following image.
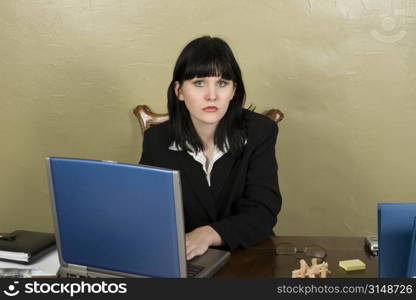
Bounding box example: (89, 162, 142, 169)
(215, 236, 378, 278)
(1, 233, 376, 278)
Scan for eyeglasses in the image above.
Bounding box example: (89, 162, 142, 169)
(276, 243, 327, 261)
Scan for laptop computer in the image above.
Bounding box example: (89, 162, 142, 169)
(46, 157, 230, 278)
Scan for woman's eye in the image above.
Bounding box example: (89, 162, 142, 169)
(194, 80, 204, 87)
(218, 80, 228, 87)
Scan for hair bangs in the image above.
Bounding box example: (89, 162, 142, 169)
(182, 55, 236, 81)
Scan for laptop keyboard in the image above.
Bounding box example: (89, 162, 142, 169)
(187, 263, 204, 277)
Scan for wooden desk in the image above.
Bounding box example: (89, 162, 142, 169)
(1, 233, 376, 278)
(214, 236, 378, 278)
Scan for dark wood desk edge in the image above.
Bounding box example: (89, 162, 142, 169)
(249, 235, 372, 250)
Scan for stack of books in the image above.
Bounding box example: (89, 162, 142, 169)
(0, 230, 55, 264)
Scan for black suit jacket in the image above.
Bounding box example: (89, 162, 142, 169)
(139, 109, 282, 251)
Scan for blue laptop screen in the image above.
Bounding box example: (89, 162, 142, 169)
(48, 157, 182, 277)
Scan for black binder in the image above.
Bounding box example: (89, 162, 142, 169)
(0, 230, 56, 264)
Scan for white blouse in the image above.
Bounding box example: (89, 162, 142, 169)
(168, 142, 228, 187)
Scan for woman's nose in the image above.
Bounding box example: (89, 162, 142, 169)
(205, 84, 217, 101)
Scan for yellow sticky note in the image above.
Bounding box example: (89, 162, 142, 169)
(339, 259, 366, 271)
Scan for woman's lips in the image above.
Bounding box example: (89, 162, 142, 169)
(202, 106, 218, 112)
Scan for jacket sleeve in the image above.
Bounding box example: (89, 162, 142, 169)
(139, 129, 155, 166)
(209, 121, 282, 251)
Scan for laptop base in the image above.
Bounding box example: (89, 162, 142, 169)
(58, 248, 230, 278)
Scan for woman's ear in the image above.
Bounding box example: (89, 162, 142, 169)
(174, 81, 184, 101)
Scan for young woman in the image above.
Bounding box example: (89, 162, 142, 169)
(140, 36, 282, 260)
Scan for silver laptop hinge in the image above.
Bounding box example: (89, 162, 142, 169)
(68, 264, 88, 275)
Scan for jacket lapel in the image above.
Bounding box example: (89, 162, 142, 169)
(210, 153, 238, 203)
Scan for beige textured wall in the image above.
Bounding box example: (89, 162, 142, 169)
(1, 0, 416, 237)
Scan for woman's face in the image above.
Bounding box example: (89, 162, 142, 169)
(175, 76, 236, 128)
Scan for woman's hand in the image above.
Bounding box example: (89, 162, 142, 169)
(185, 225, 222, 260)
